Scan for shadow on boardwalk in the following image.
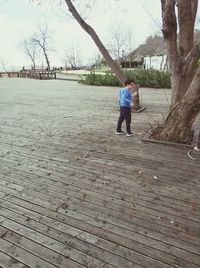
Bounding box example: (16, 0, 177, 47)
(0, 78, 199, 268)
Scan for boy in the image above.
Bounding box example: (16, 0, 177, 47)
(115, 79, 138, 137)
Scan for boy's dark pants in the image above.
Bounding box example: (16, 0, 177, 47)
(117, 106, 131, 134)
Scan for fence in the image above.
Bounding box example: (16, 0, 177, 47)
(19, 69, 56, 79)
(0, 69, 56, 80)
(0, 72, 19, 78)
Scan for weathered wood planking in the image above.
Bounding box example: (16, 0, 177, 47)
(0, 78, 200, 268)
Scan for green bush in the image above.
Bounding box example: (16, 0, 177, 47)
(81, 69, 171, 88)
(80, 72, 121, 87)
(126, 69, 171, 88)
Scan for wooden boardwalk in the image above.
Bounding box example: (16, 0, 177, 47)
(0, 78, 199, 268)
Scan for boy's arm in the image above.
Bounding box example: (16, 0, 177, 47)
(123, 90, 132, 104)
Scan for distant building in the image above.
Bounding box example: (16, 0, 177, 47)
(120, 58, 144, 69)
(120, 52, 169, 70)
(144, 54, 169, 70)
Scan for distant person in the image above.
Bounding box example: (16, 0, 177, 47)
(115, 79, 138, 137)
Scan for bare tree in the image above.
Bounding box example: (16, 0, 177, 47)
(66, 42, 82, 69)
(154, 0, 200, 142)
(0, 59, 8, 73)
(108, 23, 129, 63)
(132, 35, 166, 58)
(29, 0, 131, 81)
(129, 35, 166, 69)
(21, 39, 37, 70)
(30, 0, 200, 143)
(127, 30, 135, 68)
(64, 0, 127, 83)
(32, 25, 51, 71)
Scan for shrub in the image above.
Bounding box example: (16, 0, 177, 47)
(126, 69, 171, 88)
(81, 69, 171, 88)
(80, 72, 121, 87)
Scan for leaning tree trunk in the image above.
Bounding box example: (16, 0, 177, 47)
(155, 0, 200, 142)
(64, 0, 127, 84)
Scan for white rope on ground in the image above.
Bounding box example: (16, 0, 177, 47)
(187, 147, 200, 160)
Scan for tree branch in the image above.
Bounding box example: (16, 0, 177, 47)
(161, 0, 178, 67)
(177, 0, 197, 56)
(64, 0, 127, 84)
(184, 39, 200, 75)
(191, 0, 198, 32)
(184, 65, 200, 104)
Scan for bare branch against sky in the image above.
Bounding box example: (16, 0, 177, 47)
(2, 0, 198, 70)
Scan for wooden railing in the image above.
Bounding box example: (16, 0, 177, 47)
(19, 70, 56, 80)
(0, 72, 19, 78)
(0, 70, 56, 80)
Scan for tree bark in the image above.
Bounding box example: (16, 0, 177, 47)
(177, 0, 195, 56)
(157, 0, 200, 142)
(161, 0, 199, 106)
(43, 50, 50, 71)
(64, 0, 127, 84)
(156, 67, 200, 142)
(22, 39, 36, 70)
(161, 0, 180, 106)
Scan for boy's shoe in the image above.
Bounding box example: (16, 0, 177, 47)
(126, 132, 133, 137)
(115, 131, 125, 135)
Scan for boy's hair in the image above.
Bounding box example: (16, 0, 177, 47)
(124, 79, 135, 86)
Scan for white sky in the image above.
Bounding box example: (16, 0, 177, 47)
(0, 0, 162, 71)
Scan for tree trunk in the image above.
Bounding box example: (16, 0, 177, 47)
(132, 91, 140, 110)
(32, 60, 36, 70)
(64, 0, 127, 84)
(177, 0, 197, 56)
(44, 50, 50, 71)
(171, 62, 191, 106)
(157, 0, 200, 142)
(156, 66, 200, 142)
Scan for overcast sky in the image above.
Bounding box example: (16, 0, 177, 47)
(0, 0, 162, 71)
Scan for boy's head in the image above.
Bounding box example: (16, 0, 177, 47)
(124, 79, 135, 89)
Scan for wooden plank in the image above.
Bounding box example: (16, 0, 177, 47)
(0, 135, 197, 190)
(0, 130, 198, 188)
(0, 210, 159, 268)
(0, 195, 199, 268)
(2, 181, 199, 244)
(0, 145, 199, 199)
(1, 169, 199, 236)
(0, 155, 200, 234)
(1, 198, 200, 265)
(0, 176, 200, 240)
(0, 250, 30, 268)
(0, 163, 199, 224)
(0, 159, 198, 230)
(0, 238, 66, 268)
(0, 153, 199, 206)
(0, 216, 104, 268)
(0, 226, 103, 268)
(0, 79, 200, 268)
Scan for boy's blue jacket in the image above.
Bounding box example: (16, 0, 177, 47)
(119, 87, 132, 107)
